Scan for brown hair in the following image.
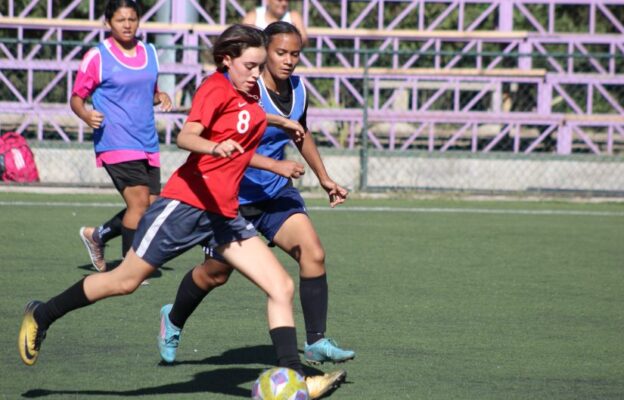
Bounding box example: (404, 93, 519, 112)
(213, 24, 267, 72)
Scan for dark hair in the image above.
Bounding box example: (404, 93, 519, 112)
(264, 21, 302, 45)
(213, 24, 267, 72)
(104, 0, 142, 21)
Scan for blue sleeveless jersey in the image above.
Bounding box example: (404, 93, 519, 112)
(238, 76, 307, 204)
(92, 41, 159, 153)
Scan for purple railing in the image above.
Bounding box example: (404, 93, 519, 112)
(0, 0, 622, 154)
(2, 0, 624, 33)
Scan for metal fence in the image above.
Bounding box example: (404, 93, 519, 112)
(2, 45, 623, 195)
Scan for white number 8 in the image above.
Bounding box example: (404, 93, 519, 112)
(237, 110, 250, 134)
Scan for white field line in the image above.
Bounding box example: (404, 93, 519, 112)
(1, 201, 623, 217)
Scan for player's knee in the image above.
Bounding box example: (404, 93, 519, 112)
(130, 200, 150, 214)
(303, 246, 326, 268)
(273, 275, 295, 304)
(196, 261, 233, 289)
(117, 277, 142, 295)
(204, 269, 231, 288)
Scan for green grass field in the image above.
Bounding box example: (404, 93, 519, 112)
(1, 191, 623, 399)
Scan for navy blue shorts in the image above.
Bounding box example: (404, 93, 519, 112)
(240, 184, 307, 243)
(205, 184, 307, 260)
(133, 197, 257, 268)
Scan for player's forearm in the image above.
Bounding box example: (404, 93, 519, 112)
(299, 132, 331, 183)
(176, 122, 217, 154)
(266, 114, 287, 127)
(249, 154, 278, 172)
(176, 133, 217, 154)
(69, 95, 90, 124)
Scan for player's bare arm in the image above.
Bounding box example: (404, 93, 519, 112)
(241, 9, 257, 25)
(70, 95, 104, 129)
(176, 121, 244, 158)
(266, 114, 305, 143)
(250, 153, 305, 179)
(297, 128, 349, 207)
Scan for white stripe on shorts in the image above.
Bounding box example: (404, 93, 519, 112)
(136, 199, 180, 258)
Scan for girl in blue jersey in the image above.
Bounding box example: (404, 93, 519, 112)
(158, 21, 355, 367)
(72, 0, 172, 271)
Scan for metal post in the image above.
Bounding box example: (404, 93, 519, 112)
(359, 52, 370, 191)
(155, 1, 175, 103)
(499, 0, 513, 31)
(557, 123, 572, 155)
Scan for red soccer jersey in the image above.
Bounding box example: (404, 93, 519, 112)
(160, 72, 267, 217)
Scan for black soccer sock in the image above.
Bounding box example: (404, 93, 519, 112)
(121, 226, 136, 257)
(300, 274, 328, 345)
(95, 209, 125, 245)
(33, 278, 92, 330)
(269, 326, 303, 376)
(168, 269, 210, 329)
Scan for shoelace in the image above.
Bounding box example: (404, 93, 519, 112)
(91, 242, 105, 257)
(325, 339, 339, 356)
(165, 333, 179, 345)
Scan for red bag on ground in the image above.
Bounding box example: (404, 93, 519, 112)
(0, 132, 40, 183)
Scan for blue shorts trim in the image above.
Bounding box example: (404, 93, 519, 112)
(134, 197, 257, 267)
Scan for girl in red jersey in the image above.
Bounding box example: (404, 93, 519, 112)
(18, 24, 344, 397)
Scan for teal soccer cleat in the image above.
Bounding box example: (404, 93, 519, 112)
(158, 304, 181, 363)
(304, 338, 355, 365)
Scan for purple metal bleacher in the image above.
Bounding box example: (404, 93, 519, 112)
(0, 0, 622, 154)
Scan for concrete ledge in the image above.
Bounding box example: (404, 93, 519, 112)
(25, 147, 624, 194)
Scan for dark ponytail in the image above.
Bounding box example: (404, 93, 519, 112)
(264, 21, 302, 45)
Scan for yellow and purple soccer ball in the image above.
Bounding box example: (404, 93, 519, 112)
(251, 367, 309, 400)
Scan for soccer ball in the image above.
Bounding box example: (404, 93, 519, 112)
(251, 367, 309, 400)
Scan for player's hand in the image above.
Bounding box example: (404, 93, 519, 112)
(281, 119, 306, 144)
(85, 110, 105, 129)
(274, 160, 305, 179)
(321, 179, 349, 208)
(211, 139, 244, 158)
(156, 92, 173, 112)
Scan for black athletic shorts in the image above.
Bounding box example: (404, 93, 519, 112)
(103, 159, 161, 195)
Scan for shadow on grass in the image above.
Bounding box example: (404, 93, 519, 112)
(77, 261, 172, 279)
(22, 366, 260, 398)
(171, 344, 276, 366)
(170, 344, 322, 376)
(21, 345, 339, 398)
